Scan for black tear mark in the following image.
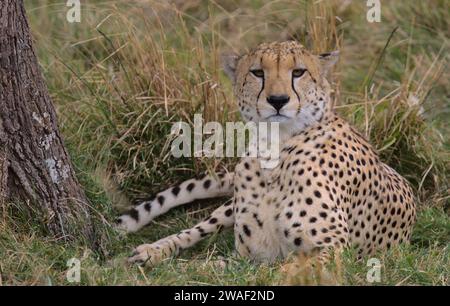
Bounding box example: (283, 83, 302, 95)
(256, 57, 265, 115)
(291, 73, 302, 110)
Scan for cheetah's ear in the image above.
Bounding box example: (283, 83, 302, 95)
(221, 53, 239, 84)
(317, 51, 339, 76)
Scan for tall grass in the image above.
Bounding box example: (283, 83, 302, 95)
(28, 0, 448, 203)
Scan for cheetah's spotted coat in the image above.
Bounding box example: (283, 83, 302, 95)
(117, 41, 416, 266)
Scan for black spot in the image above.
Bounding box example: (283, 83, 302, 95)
(203, 179, 212, 189)
(209, 217, 218, 224)
(172, 185, 181, 196)
(314, 190, 321, 198)
(306, 198, 313, 205)
(157, 195, 165, 206)
(253, 213, 264, 227)
(125, 208, 139, 222)
(144, 203, 151, 212)
(238, 234, 244, 244)
(225, 209, 233, 217)
(243, 225, 251, 237)
(187, 182, 195, 192)
(294, 237, 302, 246)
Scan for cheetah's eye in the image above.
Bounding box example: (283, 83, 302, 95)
(292, 68, 307, 78)
(250, 69, 264, 78)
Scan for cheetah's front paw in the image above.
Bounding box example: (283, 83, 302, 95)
(115, 213, 141, 234)
(127, 243, 170, 266)
(115, 204, 154, 234)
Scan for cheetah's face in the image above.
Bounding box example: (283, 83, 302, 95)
(223, 41, 338, 130)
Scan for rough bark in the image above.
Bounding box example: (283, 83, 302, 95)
(0, 0, 96, 244)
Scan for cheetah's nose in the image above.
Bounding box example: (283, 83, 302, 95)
(267, 95, 290, 112)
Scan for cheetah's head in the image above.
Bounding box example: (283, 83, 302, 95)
(223, 41, 338, 132)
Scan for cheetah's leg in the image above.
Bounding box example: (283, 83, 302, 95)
(283, 247, 344, 285)
(117, 172, 234, 233)
(127, 203, 235, 266)
(232, 158, 277, 261)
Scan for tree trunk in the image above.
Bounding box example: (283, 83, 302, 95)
(0, 0, 96, 245)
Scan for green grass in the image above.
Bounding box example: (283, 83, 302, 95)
(0, 0, 448, 285)
(1, 200, 448, 285)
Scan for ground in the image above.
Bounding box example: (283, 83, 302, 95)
(0, 0, 448, 285)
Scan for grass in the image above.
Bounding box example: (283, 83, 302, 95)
(1, 203, 448, 285)
(0, 0, 448, 285)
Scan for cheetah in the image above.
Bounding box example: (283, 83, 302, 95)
(117, 41, 416, 266)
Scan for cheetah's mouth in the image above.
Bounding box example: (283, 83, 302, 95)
(266, 114, 290, 121)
